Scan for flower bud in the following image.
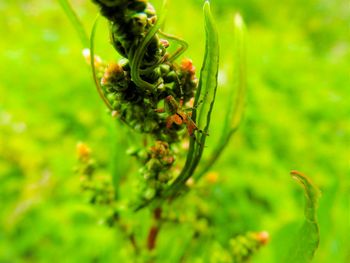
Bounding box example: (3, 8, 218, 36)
(181, 58, 196, 75)
(146, 159, 162, 172)
(160, 39, 170, 48)
(163, 71, 177, 83)
(101, 62, 125, 85)
(145, 3, 156, 17)
(186, 177, 195, 187)
(131, 13, 148, 35)
(162, 156, 175, 165)
(159, 65, 170, 77)
(144, 187, 156, 200)
(253, 231, 269, 245)
(77, 141, 91, 161)
(205, 172, 219, 184)
(158, 172, 171, 183)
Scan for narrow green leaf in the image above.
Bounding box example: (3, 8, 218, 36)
(90, 15, 113, 111)
(285, 170, 321, 263)
(109, 121, 132, 200)
(194, 13, 246, 180)
(194, 0, 220, 136)
(58, 0, 89, 47)
(164, 0, 219, 196)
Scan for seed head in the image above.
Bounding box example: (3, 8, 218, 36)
(101, 62, 124, 85)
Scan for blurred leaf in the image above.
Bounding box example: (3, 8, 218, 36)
(285, 170, 321, 263)
(58, 0, 89, 47)
(90, 15, 113, 110)
(226, 13, 247, 133)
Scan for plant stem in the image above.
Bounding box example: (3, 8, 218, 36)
(147, 207, 162, 251)
(129, 233, 139, 254)
(58, 0, 89, 47)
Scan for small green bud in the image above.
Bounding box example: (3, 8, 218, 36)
(112, 101, 121, 111)
(143, 120, 158, 132)
(144, 187, 156, 200)
(159, 64, 170, 74)
(163, 71, 177, 83)
(145, 3, 156, 17)
(106, 93, 117, 102)
(137, 149, 149, 162)
(131, 13, 148, 35)
(146, 159, 162, 172)
(126, 146, 139, 156)
(143, 171, 156, 180)
(158, 172, 171, 183)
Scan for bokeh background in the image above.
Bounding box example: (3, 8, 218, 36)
(0, 0, 349, 262)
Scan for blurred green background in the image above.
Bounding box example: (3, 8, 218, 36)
(0, 0, 349, 262)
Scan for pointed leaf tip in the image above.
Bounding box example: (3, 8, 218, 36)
(285, 170, 321, 263)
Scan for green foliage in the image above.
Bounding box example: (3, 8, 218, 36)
(58, 0, 89, 47)
(164, 0, 220, 198)
(285, 171, 321, 263)
(0, 0, 349, 262)
(194, 1, 220, 134)
(90, 15, 114, 110)
(195, 12, 246, 180)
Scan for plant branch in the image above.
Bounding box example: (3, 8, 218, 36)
(58, 0, 89, 47)
(147, 207, 162, 251)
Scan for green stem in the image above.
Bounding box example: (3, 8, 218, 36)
(90, 15, 113, 111)
(158, 31, 188, 62)
(58, 0, 89, 47)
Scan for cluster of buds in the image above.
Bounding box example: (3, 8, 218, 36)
(91, 0, 197, 139)
(89, 0, 199, 200)
(177, 58, 198, 102)
(130, 141, 175, 200)
(93, 0, 158, 58)
(76, 142, 115, 205)
(229, 231, 269, 262)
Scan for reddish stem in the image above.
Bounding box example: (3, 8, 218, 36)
(147, 208, 162, 250)
(147, 226, 159, 250)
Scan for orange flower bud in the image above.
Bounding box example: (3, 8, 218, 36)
(253, 231, 269, 245)
(205, 171, 219, 184)
(181, 58, 196, 74)
(101, 62, 124, 85)
(77, 142, 91, 160)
